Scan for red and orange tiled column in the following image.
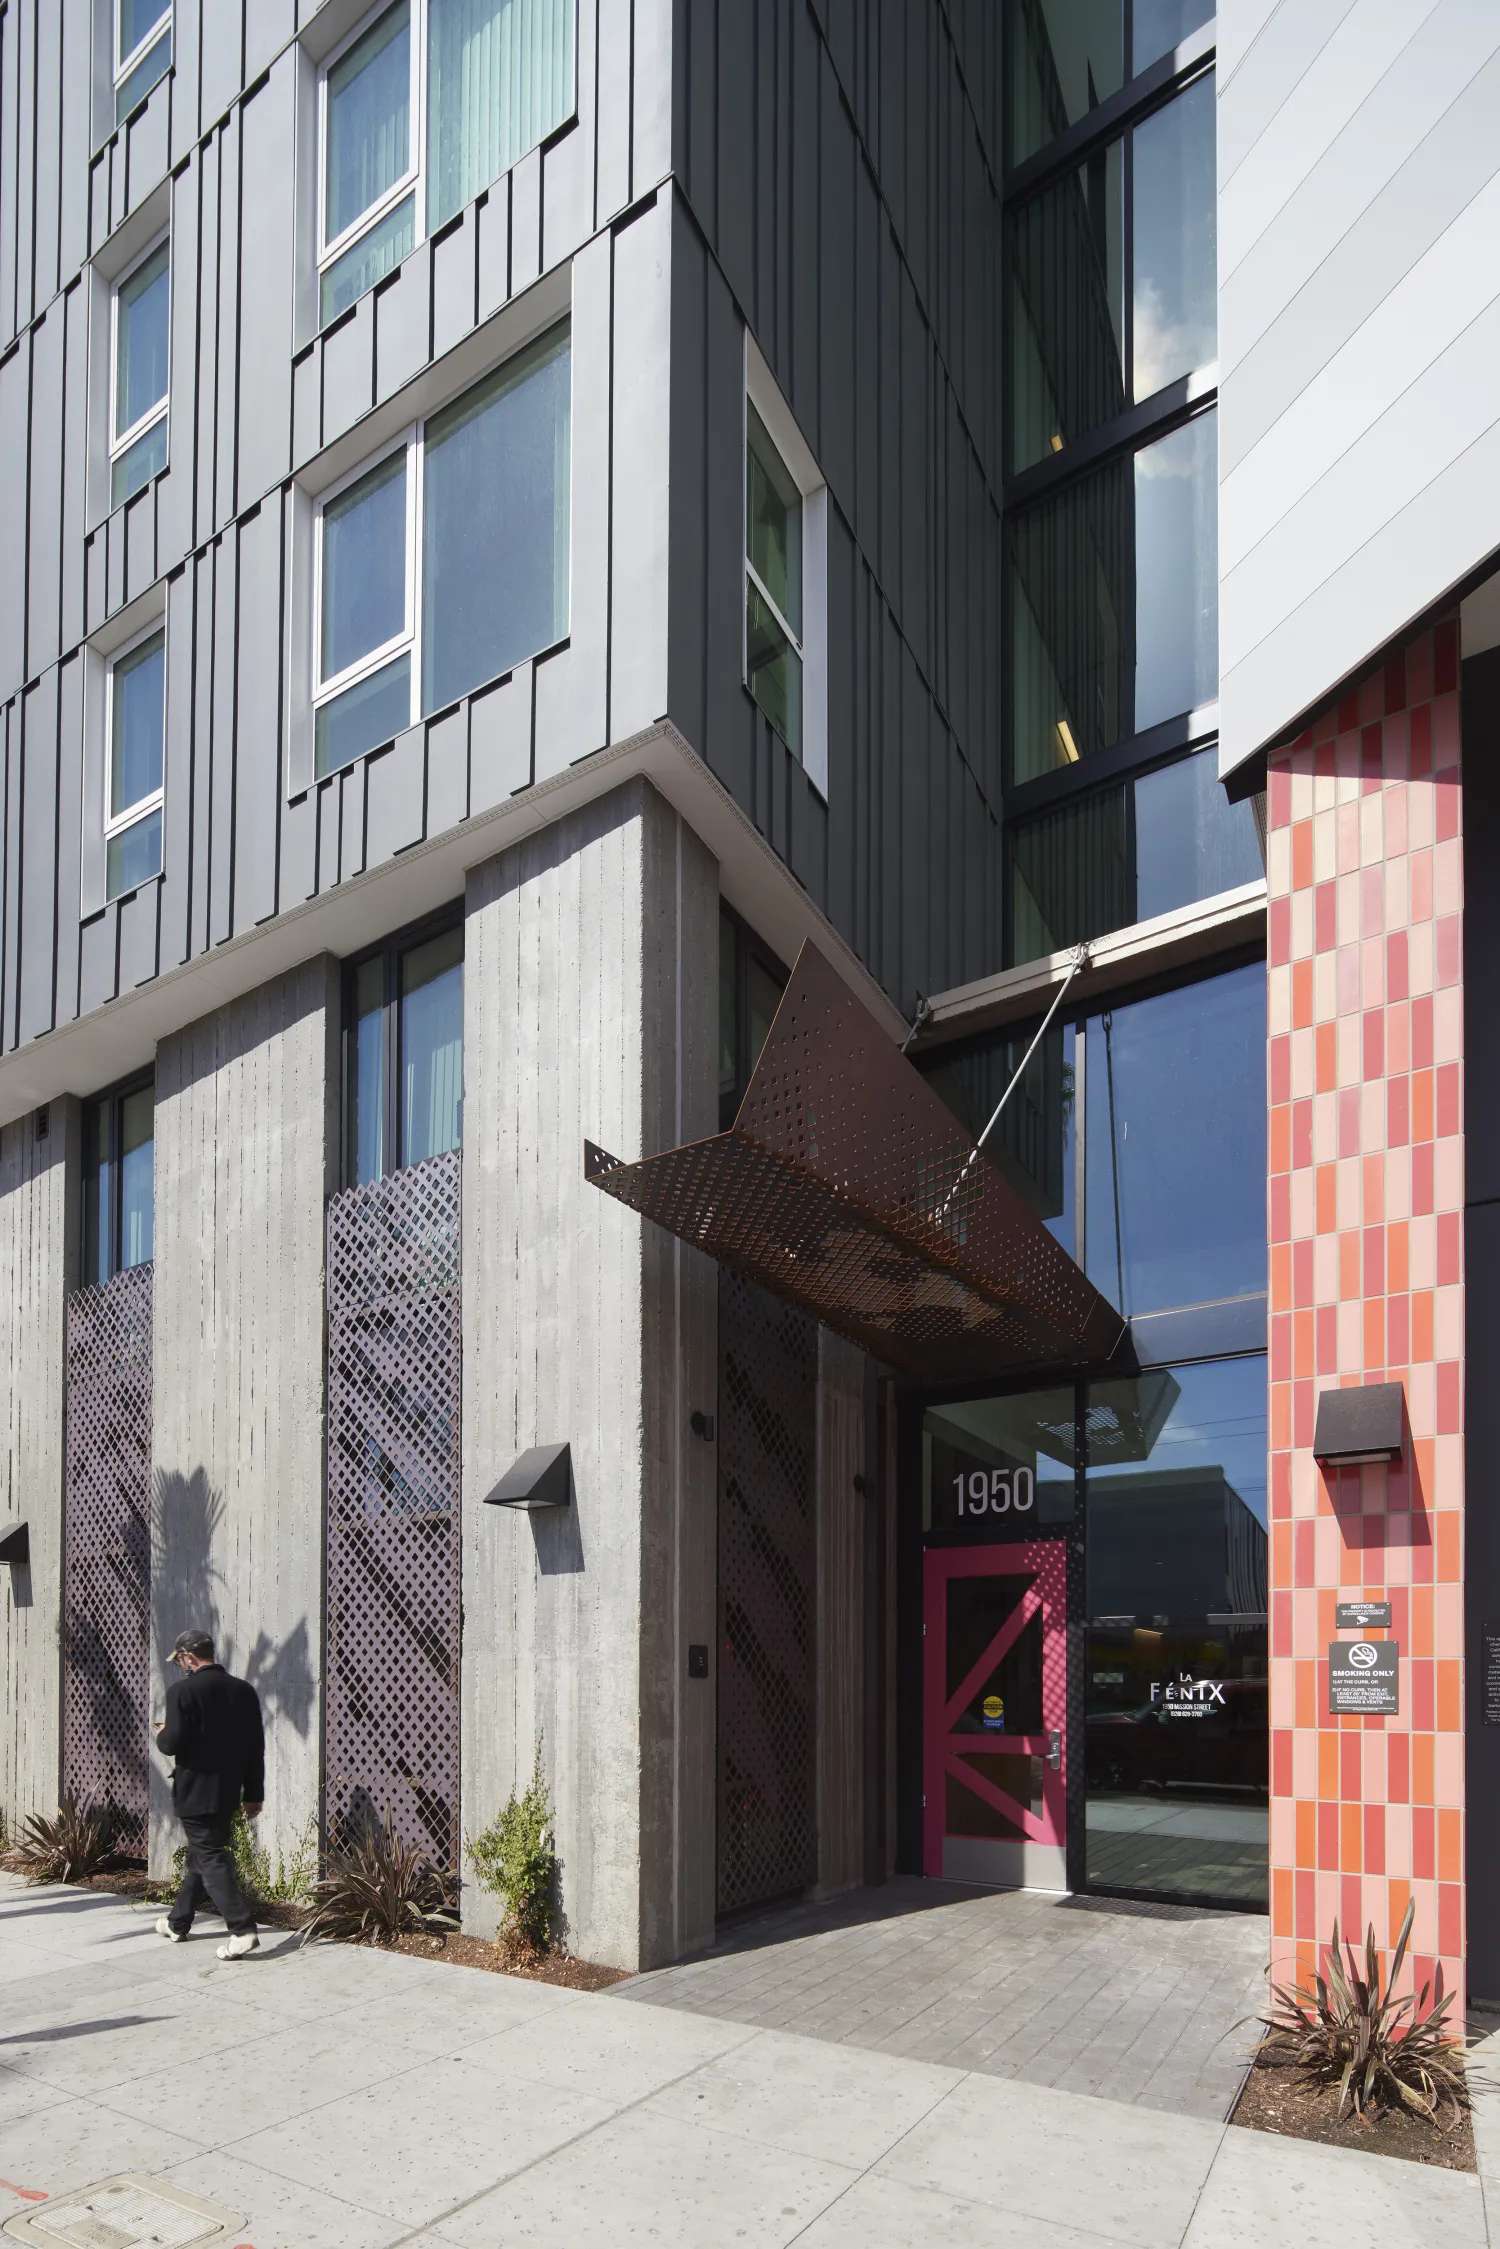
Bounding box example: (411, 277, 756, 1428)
(1266, 619, 1465, 2012)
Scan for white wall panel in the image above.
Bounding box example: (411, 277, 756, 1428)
(1219, 0, 1500, 775)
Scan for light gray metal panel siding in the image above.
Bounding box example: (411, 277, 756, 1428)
(1219, 0, 1500, 772)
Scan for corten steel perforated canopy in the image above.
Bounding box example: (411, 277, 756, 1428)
(585, 941, 1126, 1384)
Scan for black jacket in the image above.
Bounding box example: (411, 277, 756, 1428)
(157, 1664, 265, 1816)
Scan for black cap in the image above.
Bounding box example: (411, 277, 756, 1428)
(171, 1629, 214, 1662)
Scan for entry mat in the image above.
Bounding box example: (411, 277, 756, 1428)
(3, 2177, 242, 2248)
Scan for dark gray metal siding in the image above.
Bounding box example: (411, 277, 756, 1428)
(667, 0, 1003, 1015)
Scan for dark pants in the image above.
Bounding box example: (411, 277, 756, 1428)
(170, 1809, 256, 1937)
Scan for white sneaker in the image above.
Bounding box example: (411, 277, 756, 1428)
(155, 1917, 186, 1943)
(216, 1931, 260, 1960)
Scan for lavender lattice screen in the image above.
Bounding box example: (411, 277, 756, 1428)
(716, 1269, 818, 1914)
(324, 1151, 462, 1877)
(62, 1262, 154, 1851)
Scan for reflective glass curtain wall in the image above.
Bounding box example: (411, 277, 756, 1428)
(1003, 11, 1232, 974)
(918, 960, 1267, 1328)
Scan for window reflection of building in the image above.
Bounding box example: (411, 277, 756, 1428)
(918, 961, 1267, 1323)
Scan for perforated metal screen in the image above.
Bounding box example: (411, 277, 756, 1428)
(325, 1151, 462, 1877)
(62, 1263, 154, 1851)
(717, 1269, 818, 1915)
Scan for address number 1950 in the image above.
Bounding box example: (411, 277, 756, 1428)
(953, 1468, 1034, 1516)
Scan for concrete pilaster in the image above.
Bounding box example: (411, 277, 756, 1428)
(460, 778, 719, 1969)
(149, 960, 338, 1875)
(0, 1099, 78, 1834)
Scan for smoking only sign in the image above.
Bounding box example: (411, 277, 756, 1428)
(1328, 1639, 1399, 1715)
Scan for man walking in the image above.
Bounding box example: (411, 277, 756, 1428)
(154, 1629, 265, 1960)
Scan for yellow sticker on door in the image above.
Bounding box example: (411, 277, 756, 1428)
(981, 1694, 1005, 1730)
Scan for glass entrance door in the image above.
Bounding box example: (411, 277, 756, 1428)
(923, 1541, 1068, 1890)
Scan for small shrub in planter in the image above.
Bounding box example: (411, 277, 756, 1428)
(1260, 1898, 1471, 2124)
(5, 1797, 121, 1884)
(303, 1813, 456, 1946)
(467, 1738, 558, 1962)
(158, 1809, 318, 1909)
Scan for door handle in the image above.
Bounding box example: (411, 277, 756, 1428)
(1045, 1729, 1062, 1770)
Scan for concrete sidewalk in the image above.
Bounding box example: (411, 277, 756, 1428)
(0, 1875, 1492, 2248)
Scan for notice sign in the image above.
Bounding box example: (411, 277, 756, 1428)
(1484, 1626, 1500, 1726)
(1335, 1600, 1392, 1630)
(1328, 1640, 1399, 1715)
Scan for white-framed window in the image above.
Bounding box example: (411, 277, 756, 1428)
(105, 622, 166, 900)
(109, 234, 169, 508)
(317, 0, 577, 331)
(115, 0, 172, 124)
(312, 319, 571, 778)
(744, 340, 828, 796)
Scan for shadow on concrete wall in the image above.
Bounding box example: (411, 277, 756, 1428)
(152, 1466, 315, 1741)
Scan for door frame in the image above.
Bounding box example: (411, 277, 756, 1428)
(922, 1538, 1069, 1890)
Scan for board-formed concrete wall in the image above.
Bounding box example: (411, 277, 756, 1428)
(149, 959, 338, 1874)
(0, 1099, 78, 1834)
(816, 1328, 870, 1900)
(461, 778, 719, 1969)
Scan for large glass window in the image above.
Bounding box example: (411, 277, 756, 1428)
(1085, 962, 1266, 1318)
(345, 917, 463, 1185)
(1007, 744, 1262, 963)
(1008, 0, 1212, 166)
(106, 627, 165, 900)
(924, 1389, 1078, 1542)
(1085, 1355, 1268, 1908)
(115, 0, 172, 123)
(918, 1021, 1075, 1257)
(1008, 72, 1213, 474)
(319, 0, 576, 328)
(745, 405, 805, 757)
(314, 322, 570, 779)
(83, 1078, 155, 1285)
(920, 960, 1266, 1325)
(111, 239, 170, 507)
(718, 908, 788, 1129)
(1008, 406, 1216, 784)
(1131, 74, 1216, 403)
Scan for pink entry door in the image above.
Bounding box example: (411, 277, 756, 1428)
(923, 1541, 1068, 1891)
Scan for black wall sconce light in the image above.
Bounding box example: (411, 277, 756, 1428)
(483, 1443, 572, 1511)
(1312, 1382, 1405, 1468)
(0, 1519, 30, 1565)
(690, 1411, 715, 1441)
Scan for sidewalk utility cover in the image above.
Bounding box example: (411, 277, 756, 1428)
(4, 2176, 239, 2248)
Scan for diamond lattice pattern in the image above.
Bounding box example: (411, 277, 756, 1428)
(717, 1269, 818, 1914)
(324, 1152, 462, 1876)
(62, 1263, 154, 1852)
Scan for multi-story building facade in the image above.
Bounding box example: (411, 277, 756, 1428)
(0, 0, 1496, 2006)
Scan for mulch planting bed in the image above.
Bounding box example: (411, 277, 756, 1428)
(388, 1929, 630, 1992)
(1232, 2034, 1476, 2171)
(28, 1865, 627, 1989)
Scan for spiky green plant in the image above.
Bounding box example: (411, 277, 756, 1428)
(466, 1737, 557, 1957)
(7, 1797, 120, 1883)
(303, 1813, 455, 1945)
(1260, 1898, 1470, 2124)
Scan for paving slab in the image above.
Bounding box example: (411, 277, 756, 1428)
(617, 1877, 1268, 2122)
(2, 1875, 1489, 2249)
(422, 2105, 859, 2248)
(873, 2071, 1223, 2248)
(1182, 2120, 1487, 2248)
